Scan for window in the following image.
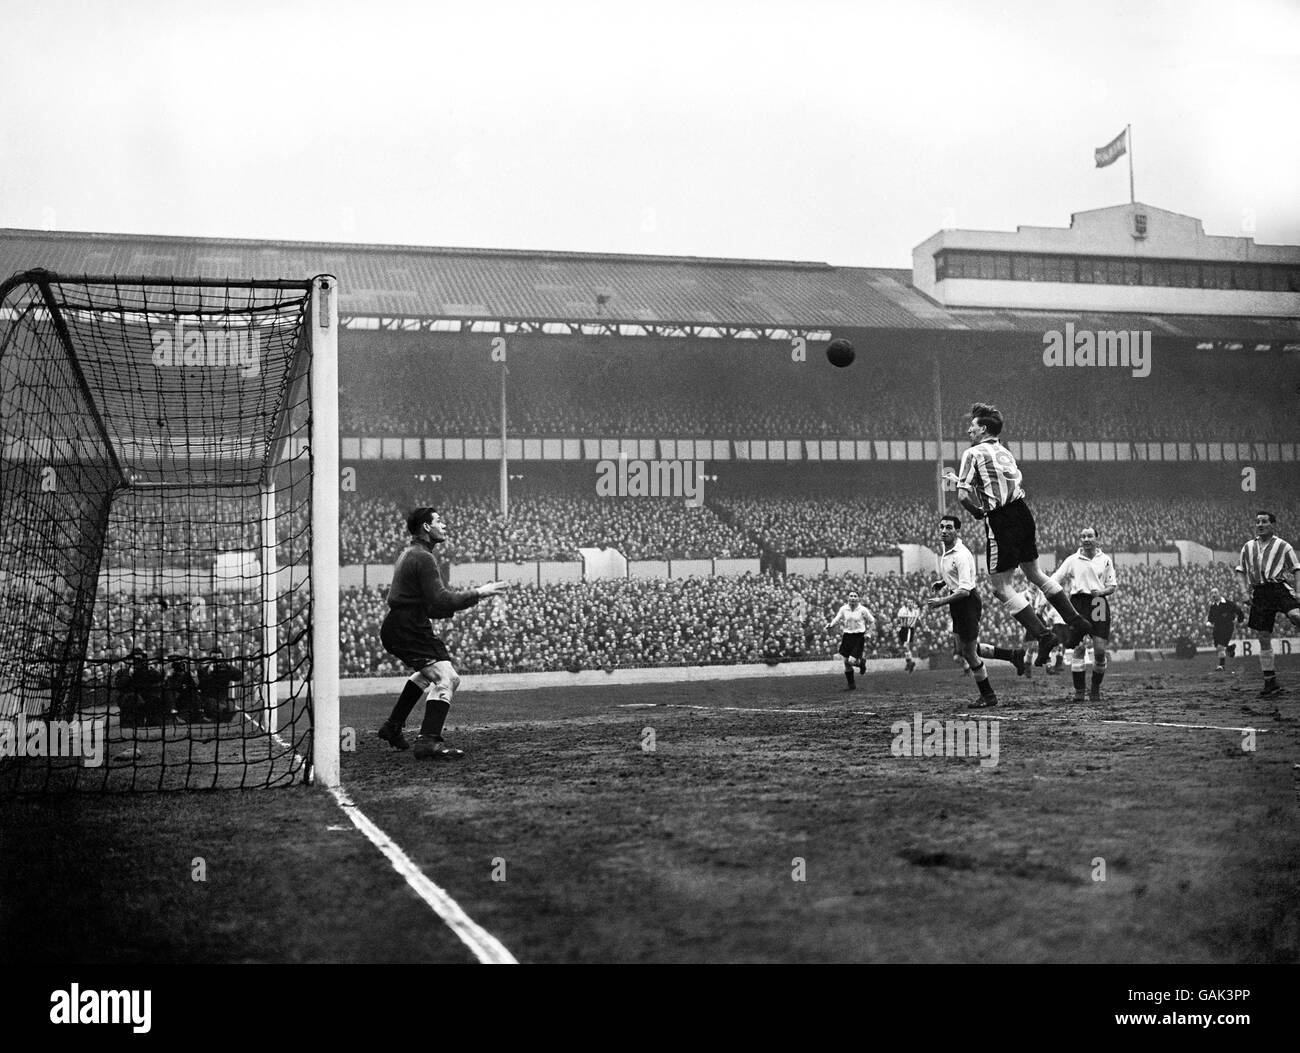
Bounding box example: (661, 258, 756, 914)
(1232, 265, 1260, 291)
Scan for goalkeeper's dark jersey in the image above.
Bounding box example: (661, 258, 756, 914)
(387, 535, 479, 620)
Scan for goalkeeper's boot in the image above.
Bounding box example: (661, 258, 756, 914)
(413, 735, 464, 760)
(377, 721, 409, 751)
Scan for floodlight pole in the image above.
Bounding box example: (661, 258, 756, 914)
(499, 356, 509, 519)
(310, 276, 341, 788)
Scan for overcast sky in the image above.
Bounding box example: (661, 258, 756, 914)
(1, 0, 1296, 266)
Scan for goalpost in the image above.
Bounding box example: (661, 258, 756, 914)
(0, 270, 338, 792)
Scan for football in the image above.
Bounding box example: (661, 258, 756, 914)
(826, 338, 855, 367)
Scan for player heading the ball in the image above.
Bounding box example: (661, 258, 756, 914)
(942, 403, 1091, 666)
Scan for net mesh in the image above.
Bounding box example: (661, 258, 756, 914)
(0, 272, 317, 791)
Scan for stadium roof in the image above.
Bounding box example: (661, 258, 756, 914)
(2, 228, 1297, 342)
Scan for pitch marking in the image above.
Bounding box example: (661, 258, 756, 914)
(249, 714, 517, 965)
(1100, 719, 1271, 734)
(615, 703, 818, 714)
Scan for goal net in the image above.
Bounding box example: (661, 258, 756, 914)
(0, 270, 339, 792)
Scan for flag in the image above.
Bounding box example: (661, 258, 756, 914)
(1094, 128, 1127, 168)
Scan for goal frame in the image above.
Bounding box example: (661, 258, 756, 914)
(0, 269, 340, 789)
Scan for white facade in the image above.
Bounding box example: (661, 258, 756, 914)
(913, 203, 1300, 317)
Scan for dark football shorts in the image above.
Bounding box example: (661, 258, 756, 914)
(838, 632, 866, 661)
(984, 498, 1039, 573)
(949, 593, 983, 643)
(1247, 582, 1300, 633)
(897, 626, 915, 645)
(381, 608, 452, 669)
(1070, 593, 1112, 640)
(1211, 624, 1237, 647)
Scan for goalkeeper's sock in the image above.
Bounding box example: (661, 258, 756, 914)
(388, 678, 425, 727)
(419, 697, 452, 739)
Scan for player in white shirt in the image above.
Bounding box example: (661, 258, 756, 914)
(1050, 526, 1118, 702)
(1235, 511, 1300, 698)
(825, 590, 877, 690)
(895, 601, 921, 673)
(926, 515, 1027, 709)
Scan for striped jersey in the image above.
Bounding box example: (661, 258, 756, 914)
(896, 603, 920, 628)
(938, 539, 978, 594)
(830, 603, 875, 634)
(957, 439, 1025, 513)
(1052, 548, 1118, 595)
(1236, 535, 1299, 587)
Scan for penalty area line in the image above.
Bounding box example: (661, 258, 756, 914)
(254, 716, 517, 965)
(615, 703, 819, 714)
(1100, 719, 1271, 734)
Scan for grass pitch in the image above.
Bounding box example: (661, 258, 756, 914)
(2, 654, 1297, 964)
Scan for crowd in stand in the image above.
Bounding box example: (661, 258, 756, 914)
(339, 332, 1300, 443)
(337, 490, 1300, 563)
(333, 561, 1251, 677)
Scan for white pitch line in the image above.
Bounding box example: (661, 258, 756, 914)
(1100, 719, 1271, 734)
(615, 703, 818, 714)
(328, 783, 517, 965)
(248, 713, 517, 965)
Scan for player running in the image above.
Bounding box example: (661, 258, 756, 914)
(895, 599, 921, 673)
(927, 515, 1027, 709)
(1235, 511, 1300, 698)
(1050, 526, 1117, 702)
(943, 402, 1091, 666)
(825, 590, 877, 691)
(1205, 593, 1245, 673)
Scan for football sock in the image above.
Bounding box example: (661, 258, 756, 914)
(1072, 660, 1086, 693)
(388, 678, 425, 727)
(971, 662, 995, 696)
(845, 667, 855, 687)
(1011, 604, 1049, 637)
(419, 697, 451, 739)
(1260, 650, 1275, 683)
(1090, 663, 1105, 693)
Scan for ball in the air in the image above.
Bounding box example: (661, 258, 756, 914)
(826, 338, 855, 368)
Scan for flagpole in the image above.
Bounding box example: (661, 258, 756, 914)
(1127, 123, 1135, 204)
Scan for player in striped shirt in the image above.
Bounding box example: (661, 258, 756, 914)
(825, 591, 877, 690)
(1235, 511, 1300, 698)
(942, 403, 1091, 666)
(895, 601, 921, 673)
(1051, 526, 1118, 702)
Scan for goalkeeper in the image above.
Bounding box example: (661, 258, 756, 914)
(377, 507, 512, 759)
